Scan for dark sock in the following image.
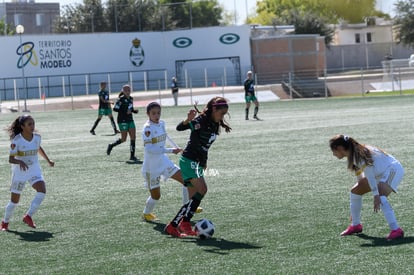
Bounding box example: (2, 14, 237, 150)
(91, 118, 101, 131)
(171, 201, 191, 227)
(130, 140, 136, 158)
(183, 192, 203, 222)
(111, 138, 122, 147)
(110, 117, 117, 132)
(171, 193, 204, 227)
(254, 106, 259, 117)
(245, 108, 249, 119)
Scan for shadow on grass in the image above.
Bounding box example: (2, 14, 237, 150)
(125, 159, 143, 165)
(357, 233, 414, 247)
(183, 237, 263, 255)
(8, 230, 54, 242)
(151, 222, 262, 254)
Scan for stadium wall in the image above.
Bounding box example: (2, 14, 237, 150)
(0, 25, 251, 99)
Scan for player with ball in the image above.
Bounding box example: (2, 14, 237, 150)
(164, 97, 231, 238)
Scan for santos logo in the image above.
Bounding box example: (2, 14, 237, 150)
(16, 39, 73, 70)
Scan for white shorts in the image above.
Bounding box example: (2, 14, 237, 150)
(142, 159, 179, 190)
(380, 162, 404, 193)
(10, 165, 44, 194)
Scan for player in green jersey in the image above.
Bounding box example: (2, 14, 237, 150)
(90, 81, 120, 135)
(244, 71, 260, 120)
(106, 84, 140, 162)
(164, 96, 231, 237)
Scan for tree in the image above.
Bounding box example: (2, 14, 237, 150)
(54, 0, 224, 33)
(0, 18, 14, 36)
(55, 1, 107, 33)
(253, 0, 378, 25)
(393, 0, 414, 47)
(159, 0, 222, 29)
(272, 10, 334, 48)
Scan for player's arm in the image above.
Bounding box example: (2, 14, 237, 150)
(9, 155, 28, 171)
(38, 146, 55, 167)
(177, 109, 197, 131)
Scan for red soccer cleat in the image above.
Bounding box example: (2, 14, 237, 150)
(387, 228, 404, 241)
(1, 221, 8, 231)
(23, 214, 36, 229)
(340, 224, 363, 236)
(165, 223, 186, 238)
(179, 221, 197, 236)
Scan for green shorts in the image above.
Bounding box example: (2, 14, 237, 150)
(99, 108, 112, 116)
(245, 95, 257, 103)
(118, 121, 136, 131)
(179, 156, 204, 186)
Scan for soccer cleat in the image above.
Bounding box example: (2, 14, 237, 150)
(245, 117, 249, 120)
(179, 221, 197, 236)
(142, 213, 159, 222)
(195, 207, 203, 214)
(1, 221, 9, 231)
(90, 130, 96, 135)
(23, 214, 36, 229)
(253, 115, 260, 120)
(387, 228, 404, 240)
(106, 144, 113, 155)
(130, 156, 139, 161)
(340, 224, 362, 236)
(165, 223, 186, 238)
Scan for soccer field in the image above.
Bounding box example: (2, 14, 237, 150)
(1, 96, 414, 274)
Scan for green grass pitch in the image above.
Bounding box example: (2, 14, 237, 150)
(1, 95, 414, 274)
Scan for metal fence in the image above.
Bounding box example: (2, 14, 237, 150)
(0, 63, 249, 103)
(1, 62, 414, 108)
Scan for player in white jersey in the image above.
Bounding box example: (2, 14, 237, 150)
(1, 115, 54, 231)
(141, 102, 201, 222)
(330, 134, 404, 240)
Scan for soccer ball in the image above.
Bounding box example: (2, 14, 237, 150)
(194, 218, 215, 239)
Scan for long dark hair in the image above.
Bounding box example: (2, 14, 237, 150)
(7, 115, 33, 139)
(329, 134, 373, 171)
(194, 96, 231, 133)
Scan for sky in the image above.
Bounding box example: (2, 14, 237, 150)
(26, 0, 398, 25)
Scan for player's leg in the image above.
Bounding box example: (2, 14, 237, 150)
(108, 112, 120, 134)
(165, 158, 205, 237)
(171, 170, 203, 213)
(1, 192, 21, 231)
(23, 180, 46, 229)
(379, 165, 404, 240)
(245, 100, 251, 120)
(2, 175, 26, 231)
(341, 177, 370, 236)
(253, 98, 260, 120)
(90, 113, 103, 135)
(128, 124, 138, 161)
(107, 124, 126, 155)
(143, 185, 161, 222)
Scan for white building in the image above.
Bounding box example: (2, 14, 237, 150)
(332, 18, 393, 45)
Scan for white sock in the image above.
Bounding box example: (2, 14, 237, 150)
(182, 186, 189, 204)
(143, 196, 158, 214)
(26, 192, 45, 217)
(380, 196, 399, 230)
(3, 201, 18, 223)
(350, 193, 362, 226)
